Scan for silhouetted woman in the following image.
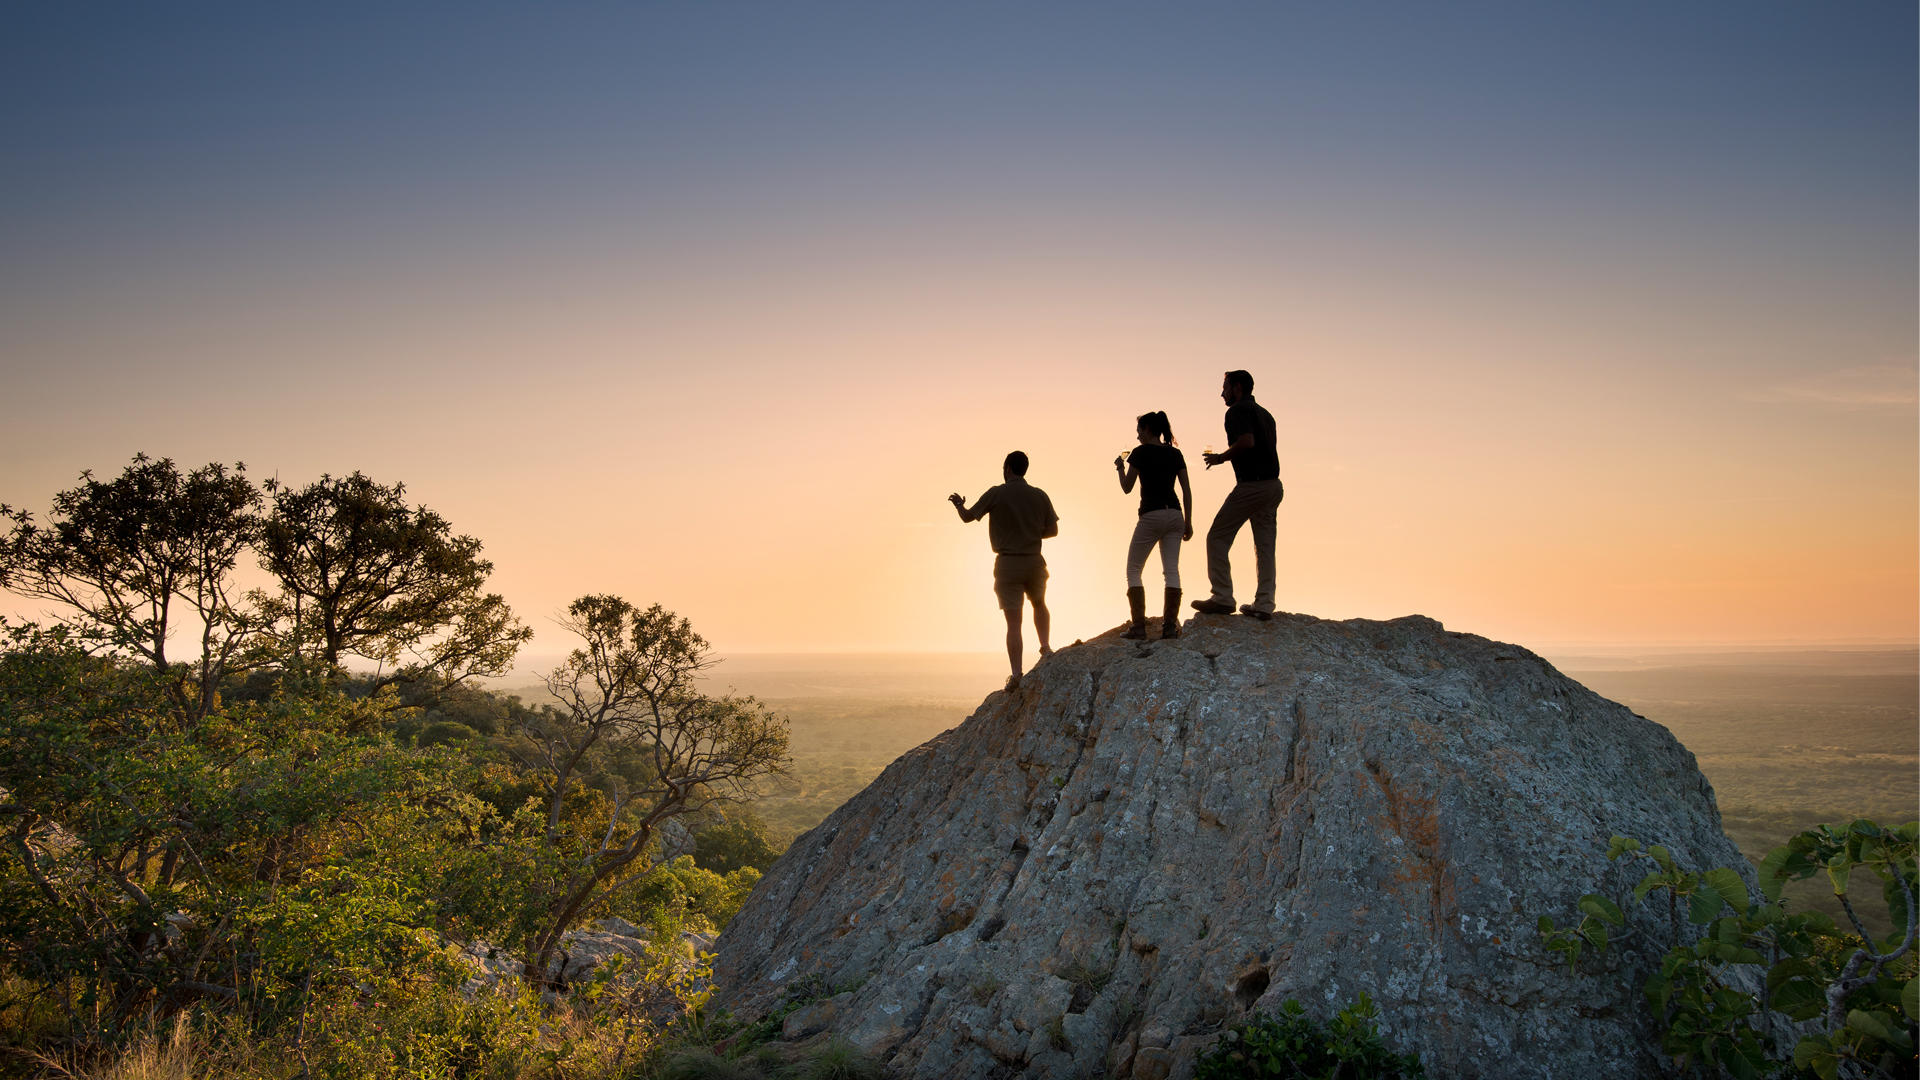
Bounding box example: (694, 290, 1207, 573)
(1113, 410, 1193, 639)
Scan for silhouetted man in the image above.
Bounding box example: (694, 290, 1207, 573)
(950, 451, 1058, 690)
(1194, 370, 1284, 619)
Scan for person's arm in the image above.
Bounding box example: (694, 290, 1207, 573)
(1115, 454, 1138, 494)
(1177, 467, 1194, 540)
(949, 491, 988, 522)
(1202, 433, 1254, 468)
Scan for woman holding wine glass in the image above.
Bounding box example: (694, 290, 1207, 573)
(1113, 410, 1193, 639)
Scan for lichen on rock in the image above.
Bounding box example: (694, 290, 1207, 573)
(713, 613, 1744, 1078)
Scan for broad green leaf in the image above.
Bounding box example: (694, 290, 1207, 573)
(1633, 872, 1665, 904)
(1845, 1008, 1893, 1042)
(1649, 844, 1675, 873)
(1902, 976, 1918, 1021)
(1688, 883, 1725, 924)
(1770, 980, 1825, 1022)
(1767, 957, 1817, 990)
(1826, 853, 1853, 896)
(1578, 895, 1624, 926)
(1703, 867, 1748, 910)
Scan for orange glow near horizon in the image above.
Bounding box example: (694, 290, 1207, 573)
(2, 247, 1913, 658)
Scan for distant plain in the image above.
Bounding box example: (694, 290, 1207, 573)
(507, 640, 1918, 928)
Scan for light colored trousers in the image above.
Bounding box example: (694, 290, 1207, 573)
(1125, 508, 1185, 588)
(1205, 479, 1285, 612)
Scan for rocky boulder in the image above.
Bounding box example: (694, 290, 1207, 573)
(713, 613, 1747, 1078)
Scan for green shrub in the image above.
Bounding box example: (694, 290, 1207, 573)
(692, 809, 786, 874)
(611, 856, 763, 934)
(1539, 820, 1918, 1079)
(1193, 994, 1424, 1079)
(797, 1037, 882, 1080)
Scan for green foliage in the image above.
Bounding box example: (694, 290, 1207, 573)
(259, 470, 530, 685)
(514, 595, 788, 985)
(1539, 822, 1918, 1079)
(1193, 994, 1425, 1079)
(795, 1037, 883, 1080)
(692, 808, 785, 874)
(0, 456, 792, 1078)
(612, 856, 763, 935)
(0, 456, 266, 721)
(0, 624, 511, 1042)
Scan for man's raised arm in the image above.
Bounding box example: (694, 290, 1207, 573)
(949, 492, 985, 523)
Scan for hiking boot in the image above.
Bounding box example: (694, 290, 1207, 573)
(1161, 588, 1182, 638)
(1238, 604, 1273, 622)
(1122, 586, 1148, 639)
(1190, 597, 1235, 615)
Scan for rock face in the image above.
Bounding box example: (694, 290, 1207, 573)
(714, 614, 1745, 1078)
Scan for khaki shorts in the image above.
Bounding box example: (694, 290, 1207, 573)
(993, 554, 1048, 611)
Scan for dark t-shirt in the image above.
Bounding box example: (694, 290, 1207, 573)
(1128, 443, 1186, 515)
(972, 479, 1059, 555)
(1224, 397, 1280, 482)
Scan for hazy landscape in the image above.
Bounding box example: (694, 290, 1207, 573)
(513, 641, 1919, 858)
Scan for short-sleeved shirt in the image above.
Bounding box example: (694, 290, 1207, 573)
(972, 479, 1058, 555)
(1127, 443, 1186, 515)
(1224, 397, 1280, 482)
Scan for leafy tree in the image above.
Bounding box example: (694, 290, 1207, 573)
(258, 471, 529, 690)
(692, 806, 785, 874)
(0, 620, 505, 1036)
(1540, 823, 1917, 1079)
(512, 596, 789, 985)
(0, 455, 264, 720)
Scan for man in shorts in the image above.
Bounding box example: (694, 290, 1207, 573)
(1195, 369, 1285, 619)
(950, 451, 1059, 690)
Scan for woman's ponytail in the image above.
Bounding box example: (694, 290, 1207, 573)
(1136, 411, 1175, 445)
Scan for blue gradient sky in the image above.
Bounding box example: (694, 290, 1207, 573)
(2, 3, 1914, 653)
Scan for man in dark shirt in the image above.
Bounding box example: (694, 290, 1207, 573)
(950, 451, 1059, 690)
(1194, 370, 1285, 619)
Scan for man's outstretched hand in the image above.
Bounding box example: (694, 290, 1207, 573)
(948, 493, 965, 507)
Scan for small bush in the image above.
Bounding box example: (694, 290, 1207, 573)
(1194, 994, 1424, 1080)
(660, 1045, 785, 1080)
(797, 1037, 883, 1080)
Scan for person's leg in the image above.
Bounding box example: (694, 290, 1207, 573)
(1125, 516, 1156, 590)
(1155, 510, 1182, 590)
(1249, 480, 1284, 614)
(1003, 601, 1023, 680)
(1155, 510, 1184, 636)
(993, 570, 1024, 683)
(1199, 487, 1252, 610)
(1030, 565, 1052, 656)
(1123, 517, 1155, 638)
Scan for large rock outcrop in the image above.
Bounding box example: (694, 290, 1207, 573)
(714, 614, 1744, 1078)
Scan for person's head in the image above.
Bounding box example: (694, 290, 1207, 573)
(1135, 411, 1174, 445)
(1003, 451, 1029, 479)
(1221, 370, 1254, 405)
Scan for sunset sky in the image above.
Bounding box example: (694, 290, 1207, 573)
(3, 3, 1914, 658)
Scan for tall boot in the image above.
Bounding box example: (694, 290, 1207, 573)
(1161, 588, 1182, 638)
(1122, 586, 1148, 639)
